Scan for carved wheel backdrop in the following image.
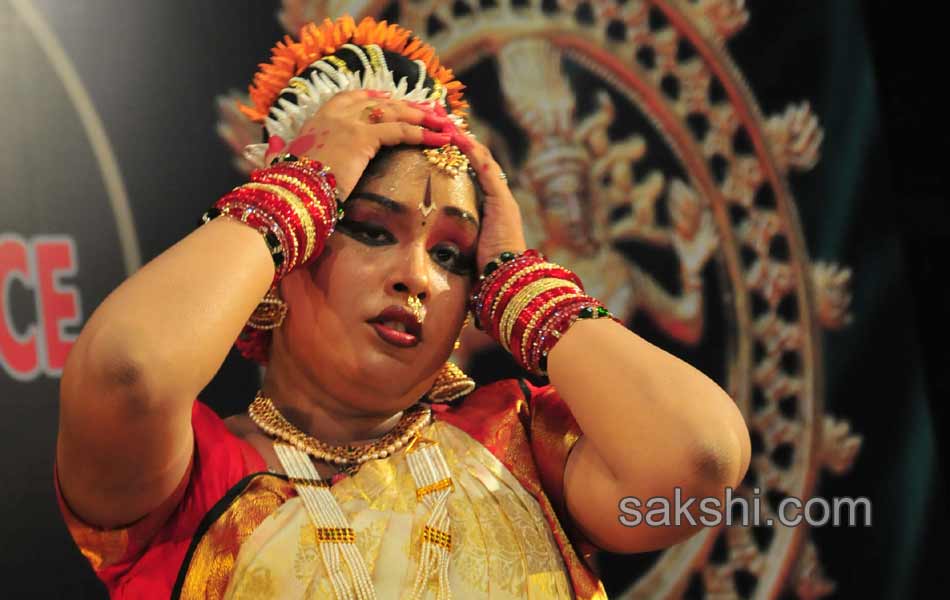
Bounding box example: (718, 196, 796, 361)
(217, 1, 863, 597)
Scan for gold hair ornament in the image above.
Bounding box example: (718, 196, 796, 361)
(423, 143, 469, 178)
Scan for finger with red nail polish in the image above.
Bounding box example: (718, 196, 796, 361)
(450, 131, 473, 152)
(421, 130, 452, 146)
(422, 113, 453, 131)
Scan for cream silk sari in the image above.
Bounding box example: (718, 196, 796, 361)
(57, 380, 606, 599)
(218, 420, 574, 599)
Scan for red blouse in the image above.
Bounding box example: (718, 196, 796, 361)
(55, 378, 606, 599)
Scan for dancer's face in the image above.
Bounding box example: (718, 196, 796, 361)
(272, 147, 481, 413)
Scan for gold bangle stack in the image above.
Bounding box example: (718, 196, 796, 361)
(488, 262, 564, 324)
(499, 278, 581, 352)
(519, 292, 583, 357)
(257, 172, 330, 230)
(242, 183, 317, 262)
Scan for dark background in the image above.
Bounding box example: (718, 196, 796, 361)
(861, 0, 948, 596)
(1, 0, 945, 597)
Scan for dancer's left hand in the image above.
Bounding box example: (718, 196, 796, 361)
(449, 130, 528, 273)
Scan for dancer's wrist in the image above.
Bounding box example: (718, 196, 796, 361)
(199, 157, 342, 288)
(468, 248, 621, 375)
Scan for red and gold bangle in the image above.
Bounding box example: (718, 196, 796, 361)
(487, 263, 580, 331)
(527, 295, 595, 372)
(488, 266, 582, 337)
(221, 201, 297, 281)
(475, 259, 581, 343)
(499, 278, 581, 352)
(527, 296, 592, 372)
(257, 161, 340, 225)
(254, 171, 330, 229)
(472, 253, 578, 336)
(467, 248, 623, 375)
(241, 183, 316, 262)
(471, 250, 558, 336)
(533, 300, 623, 375)
(250, 193, 303, 268)
(200, 201, 289, 288)
(255, 177, 331, 261)
(471, 250, 545, 324)
(199, 158, 341, 288)
(213, 199, 298, 286)
(220, 187, 304, 272)
(273, 158, 341, 210)
(511, 291, 583, 365)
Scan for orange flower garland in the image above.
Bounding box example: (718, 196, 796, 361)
(238, 15, 468, 124)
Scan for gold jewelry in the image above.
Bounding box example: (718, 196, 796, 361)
(247, 287, 288, 330)
(363, 104, 384, 124)
(426, 361, 475, 403)
(258, 172, 331, 229)
(242, 182, 317, 262)
(453, 312, 472, 350)
(262, 387, 456, 600)
(500, 278, 580, 352)
(248, 390, 432, 468)
(427, 313, 475, 403)
(488, 262, 563, 324)
(520, 292, 582, 358)
(407, 295, 424, 323)
(422, 143, 469, 178)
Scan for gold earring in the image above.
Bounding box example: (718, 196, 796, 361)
(247, 287, 288, 330)
(427, 361, 475, 403)
(428, 312, 475, 403)
(453, 312, 472, 350)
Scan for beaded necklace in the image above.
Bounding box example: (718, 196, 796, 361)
(248, 390, 431, 472)
(247, 390, 455, 599)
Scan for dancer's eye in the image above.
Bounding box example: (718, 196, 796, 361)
(433, 245, 474, 275)
(338, 219, 473, 275)
(337, 220, 392, 244)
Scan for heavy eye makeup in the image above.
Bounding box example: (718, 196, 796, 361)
(336, 214, 476, 275)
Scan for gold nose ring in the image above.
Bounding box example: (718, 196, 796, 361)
(407, 295, 424, 322)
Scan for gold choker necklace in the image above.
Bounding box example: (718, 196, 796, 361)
(247, 389, 432, 468)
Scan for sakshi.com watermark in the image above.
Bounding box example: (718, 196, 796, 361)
(618, 487, 872, 528)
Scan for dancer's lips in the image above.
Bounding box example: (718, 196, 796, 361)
(367, 305, 423, 347)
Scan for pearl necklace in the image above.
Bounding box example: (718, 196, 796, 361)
(247, 389, 432, 469)
(247, 389, 454, 600)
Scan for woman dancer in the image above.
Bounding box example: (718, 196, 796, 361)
(55, 15, 750, 599)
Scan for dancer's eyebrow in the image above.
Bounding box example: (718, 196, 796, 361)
(347, 192, 406, 214)
(347, 192, 479, 231)
(441, 205, 479, 231)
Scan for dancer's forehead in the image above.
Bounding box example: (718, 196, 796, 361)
(348, 149, 480, 233)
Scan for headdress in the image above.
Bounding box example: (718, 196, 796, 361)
(238, 15, 469, 170)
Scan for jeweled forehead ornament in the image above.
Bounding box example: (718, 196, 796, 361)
(422, 143, 469, 178)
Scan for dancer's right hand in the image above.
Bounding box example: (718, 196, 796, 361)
(263, 90, 457, 200)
